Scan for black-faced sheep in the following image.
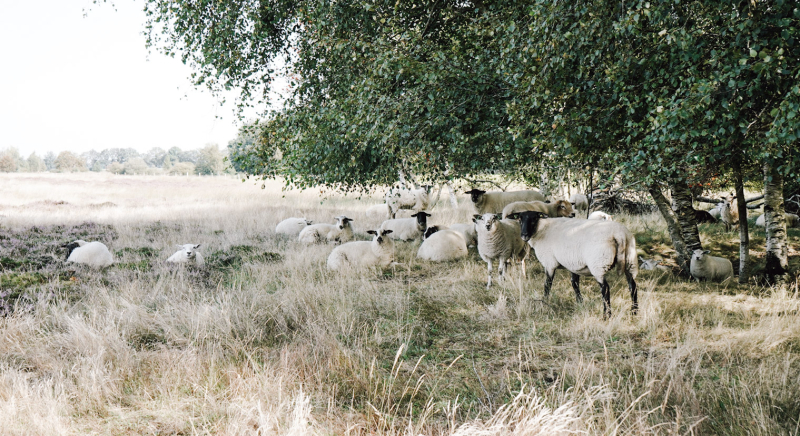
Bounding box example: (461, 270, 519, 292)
(327, 229, 395, 270)
(62, 240, 114, 268)
(465, 189, 546, 214)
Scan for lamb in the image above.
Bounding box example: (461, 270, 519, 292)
(569, 193, 588, 211)
(719, 196, 740, 231)
(298, 216, 354, 244)
(694, 209, 717, 224)
(166, 244, 205, 266)
(588, 211, 613, 221)
(275, 217, 313, 235)
(509, 211, 638, 317)
(385, 186, 431, 218)
(380, 212, 431, 241)
(689, 249, 733, 282)
(639, 256, 670, 272)
(474, 213, 529, 288)
(366, 204, 391, 220)
(62, 240, 113, 268)
(502, 200, 575, 219)
(756, 212, 799, 228)
(417, 229, 469, 262)
(465, 189, 546, 214)
(327, 229, 395, 270)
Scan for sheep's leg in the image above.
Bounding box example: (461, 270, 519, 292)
(570, 273, 583, 304)
(626, 272, 638, 315)
(486, 261, 493, 288)
(598, 279, 612, 319)
(544, 272, 554, 298)
(498, 257, 507, 283)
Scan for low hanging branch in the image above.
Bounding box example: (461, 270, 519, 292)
(463, 179, 508, 191)
(695, 194, 765, 206)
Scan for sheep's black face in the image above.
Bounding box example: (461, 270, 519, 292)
(465, 189, 485, 203)
(423, 226, 440, 239)
(61, 242, 81, 259)
(412, 212, 431, 227)
(516, 211, 547, 241)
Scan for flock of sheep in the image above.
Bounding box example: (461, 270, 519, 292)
(57, 185, 797, 317)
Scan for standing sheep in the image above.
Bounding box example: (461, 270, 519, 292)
(327, 229, 395, 270)
(380, 212, 431, 241)
(719, 196, 740, 231)
(689, 249, 733, 282)
(465, 189, 546, 214)
(275, 217, 313, 235)
(502, 200, 575, 219)
(509, 211, 638, 317)
(62, 240, 114, 268)
(417, 229, 469, 262)
(298, 216, 354, 244)
(569, 193, 588, 212)
(167, 244, 205, 266)
(588, 211, 613, 221)
(385, 186, 431, 219)
(474, 213, 529, 288)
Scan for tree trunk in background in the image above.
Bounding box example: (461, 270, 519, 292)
(539, 166, 551, 198)
(670, 179, 703, 271)
(763, 162, 788, 286)
(649, 184, 690, 277)
(733, 158, 750, 284)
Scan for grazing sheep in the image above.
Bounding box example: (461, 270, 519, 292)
(588, 211, 613, 221)
(62, 240, 113, 268)
(380, 212, 431, 241)
(167, 244, 205, 266)
(417, 229, 469, 262)
(465, 189, 546, 214)
(275, 217, 313, 235)
(366, 203, 391, 220)
(639, 256, 670, 272)
(448, 223, 478, 247)
(327, 229, 395, 270)
(719, 196, 740, 231)
(756, 213, 799, 228)
(510, 211, 638, 317)
(694, 209, 717, 224)
(690, 249, 733, 282)
(569, 193, 588, 211)
(502, 200, 575, 219)
(385, 186, 431, 219)
(298, 216, 354, 244)
(474, 213, 529, 288)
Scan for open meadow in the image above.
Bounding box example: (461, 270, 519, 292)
(1, 172, 799, 435)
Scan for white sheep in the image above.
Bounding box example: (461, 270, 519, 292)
(62, 240, 113, 268)
(380, 212, 431, 241)
(365, 204, 391, 220)
(719, 195, 740, 231)
(417, 228, 469, 262)
(298, 216, 354, 244)
(327, 229, 395, 270)
(588, 211, 613, 221)
(689, 249, 733, 282)
(502, 200, 575, 219)
(639, 256, 670, 272)
(755, 212, 799, 228)
(464, 189, 546, 214)
(708, 203, 723, 220)
(275, 217, 313, 235)
(385, 186, 431, 218)
(474, 213, 529, 288)
(569, 193, 588, 211)
(166, 244, 205, 266)
(509, 211, 638, 317)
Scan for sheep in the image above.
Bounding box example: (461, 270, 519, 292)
(327, 229, 395, 270)
(448, 223, 478, 246)
(707, 203, 724, 220)
(569, 193, 588, 211)
(694, 209, 717, 224)
(719, 196, 740, 231)
(417, 229, 469, 262)
(690, 249, 733, 283)
(756, 212, 799, 228)
(423, 224, 445, 240)
(588, 211, 613, 221)
(639, 256, 670, 272)
(275, 217, 313, 235)
(298, 216, 354, 244)
(509, 211, 638, 317)
(502, 200, 575, 219)
(62, 240, 113, 268)
(474, 213, 529, 288)
(366, 203, 391, 220)
(380, 212, 431, 241)
(464, 189, 546, 214)
(385, 186, 431, 219)
(166, 244, 205, 266)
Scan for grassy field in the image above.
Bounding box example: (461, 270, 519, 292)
(1, 172, 799, 435)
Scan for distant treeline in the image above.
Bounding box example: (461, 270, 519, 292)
(0, 144, 235, 176)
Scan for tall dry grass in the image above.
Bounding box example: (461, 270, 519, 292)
(1, 172, 799, 435)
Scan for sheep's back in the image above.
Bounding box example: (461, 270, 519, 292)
(417, 230, 468, 261)
(67, 242, 113, 267)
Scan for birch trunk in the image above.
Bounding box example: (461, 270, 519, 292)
(763, 162, 788, 285)
(733, 159, 750, 283)
(670, 179, 703, 265)
(446, 182, 458, 208)
(649, 184, 690, 277)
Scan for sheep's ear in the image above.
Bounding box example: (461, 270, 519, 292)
(507, 213, 519, 220)
(382, 229, 393, 235)
(367, 230, 377, 235)
(410, 212, 418, 217)
(342, 217, 352, 222)
(472, 214, 482, 222)
(424, 212, 431, 217)
(494, 214, 503, 220)
(703, 250, 710, 254)
(193, 244, 201, 249)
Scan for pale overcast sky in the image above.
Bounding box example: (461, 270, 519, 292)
(0, 0, 276, 157)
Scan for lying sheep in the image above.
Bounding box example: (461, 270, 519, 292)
(417, 229, 469, 262)
(502, 200, 575, 219)
(275, 217, 313, 235)
(327, 229, 395, 270)
(474, 213, 529, 288)
(62, 240, 113, 268)
(509, 211, 638, 317)
(385, 186, 431, 219)
(423, 225, 446, 240)
(639, 256, 670, 272)
(465, 189, 546, 214)
(755, 212, 800, 228)
(380, 212, 431, 241)
(298, 216, 354, 244)
(569, 193, 588, 211)
(167, 244, 205, 266)
(690, 249, 733, 282)
(365, 204, 391, 220)
(694, 209, 717, 224)
(588, 211, 613, 221)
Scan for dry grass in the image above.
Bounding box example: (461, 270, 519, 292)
(1, 172, 799, 435)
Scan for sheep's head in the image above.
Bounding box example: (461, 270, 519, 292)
(177, 244, 201, 259)
(335, 216, 353, 229)
(508, 211, 547, 241)
(474, 213, 502, 231)
(61, 240, 86, 259)
(465, 189, 486, 203)
(691, 249, 710, 262)
(555, 200, 575, 218)
(411, 211, 431, 227)
(304, 219, 313, 226)
(423, 225, 441, 240)
(367, 229, 393, 244)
